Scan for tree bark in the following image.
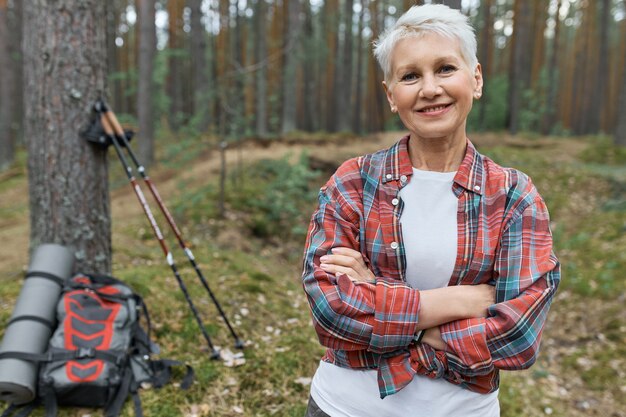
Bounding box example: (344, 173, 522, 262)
(477, 0, 492, 131)
(507, 0, 532, 135)
(589, 0, 610, 134)
(353, 0, 367, 133)
(302, 0, 317, 132)
(24, 0, 110, 272)
(280, 0, 302, 134)
(253, 0, 269, 136)
(167, 0, 185, 130)
(189, 0, 209, 133)
(137, 0, 156, 167)
(0, 0, 15, 171)
(324, 0, 339, 132)
(440, 0, 462, 10)
(616, 62, 626, 146)
(541, 0, 562, 135)
(337, 0, 355, 132)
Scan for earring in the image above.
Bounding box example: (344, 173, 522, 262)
(474, 92, 481, 99)
(391, 106, 397, 113)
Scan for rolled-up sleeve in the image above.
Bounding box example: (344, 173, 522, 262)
(439, 194, 561, 377)
(302, 183, 422, 354)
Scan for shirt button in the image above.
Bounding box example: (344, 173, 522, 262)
(474, 185, 481, 192)
(386, 174, 392, 180)
(390, 242, 399, 250)
(400, 175, 408, 183)
(392, 198, 399, 206)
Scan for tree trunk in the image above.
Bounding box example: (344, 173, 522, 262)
(189, 0, 210, 132)
(615, 61, 626, 146)
(9, 0, 23, 146)
(24, 0, 110, 272)
(0, 0, 15, 171)
(541, 0, 562, 135)
(353, 0, 367, 133)
(302, 0, 317, 132)
(167, 0, 185, 131)
(136, 0, 155, 167)
(440, 0, 462, 10)
(324, 0, 339, 132)
(507, 0, 532, 135)
(477, 0, 492, 131)
(589, 0, 610, 134)
(254, 0, 269, 137)
(337, 0, 355, 132)
(280, 0, 302, 134)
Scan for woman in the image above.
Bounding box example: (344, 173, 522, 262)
(301, 4, 560, 417)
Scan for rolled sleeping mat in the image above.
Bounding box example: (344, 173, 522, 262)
(0, 244, 74, 405)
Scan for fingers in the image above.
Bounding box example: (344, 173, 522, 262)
(319, 247, 375, 283)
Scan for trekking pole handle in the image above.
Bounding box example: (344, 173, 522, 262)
(102, 106, 126, 138)
(100, 114, 114, 137)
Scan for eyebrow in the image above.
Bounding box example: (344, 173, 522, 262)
(394, 56, 462, 75)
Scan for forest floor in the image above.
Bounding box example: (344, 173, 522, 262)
(0, 131, 625, 417)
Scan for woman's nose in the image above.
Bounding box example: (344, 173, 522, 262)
(419, 74, 441, 99)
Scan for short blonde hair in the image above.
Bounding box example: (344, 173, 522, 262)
(373, 4, 478, 82)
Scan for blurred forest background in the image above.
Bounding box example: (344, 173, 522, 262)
(1, 0, 626, 171)
(0, 1, 625, 416)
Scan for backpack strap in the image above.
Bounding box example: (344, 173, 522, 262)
(104, 366, 134, 417)
(150, 359, 194, 389)
(24, 271, 65, 287)
(0, 349, 127, 366)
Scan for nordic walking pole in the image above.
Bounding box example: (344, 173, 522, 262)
(98, 101, 244, 350)
(97, 105, 221, 359)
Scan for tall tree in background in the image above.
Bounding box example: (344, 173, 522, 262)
(137, 0, 156, 167)
(324, 0, 339, 131)
(190, 0, 210, 132)
(507, 0, 532, 134)
(439, 0, 462, 10)
(336, 0, 355, 132)
(281, 0, 302, 134)
(24, 0, 111, 272)
(616, 59, 626, 146)
(589, 0, 610, 134)
(542, 0, 562, 135)
(477, 0, 493, 130)
(167, 0, 185, 130)
(0, 0, 15, 171)
(353, 0, 367, 133)
(254, 0, 269, 136)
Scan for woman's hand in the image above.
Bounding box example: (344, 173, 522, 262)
(319, 247, 375, 283)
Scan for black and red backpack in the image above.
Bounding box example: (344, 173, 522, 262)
(2, 273, 193, 417)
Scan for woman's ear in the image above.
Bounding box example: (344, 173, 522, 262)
(382, 81, 397, 113)
(473, 63, 484, 98)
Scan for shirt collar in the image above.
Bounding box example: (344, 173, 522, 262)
(382, 135, 485, 196)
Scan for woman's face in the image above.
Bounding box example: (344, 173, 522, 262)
(383, 33, 482, 144)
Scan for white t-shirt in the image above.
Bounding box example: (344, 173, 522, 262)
(310, 168, 499, 417)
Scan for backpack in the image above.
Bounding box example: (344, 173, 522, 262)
(1, 273, 194, 417)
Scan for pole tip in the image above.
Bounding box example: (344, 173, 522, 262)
(234, 339, 245, 350)
(210, 349, 221, 360)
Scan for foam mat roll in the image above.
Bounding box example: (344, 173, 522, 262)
(0, 244, 74, 405)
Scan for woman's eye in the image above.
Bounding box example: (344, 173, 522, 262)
(400, 73, 418, 82)
(439, 65, 457, 74)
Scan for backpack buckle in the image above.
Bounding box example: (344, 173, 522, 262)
(76, 347, 96, 359)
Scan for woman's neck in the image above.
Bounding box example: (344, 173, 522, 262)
(407, 135, 467, 172)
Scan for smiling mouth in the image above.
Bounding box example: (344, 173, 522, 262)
(417, 103, 452, 113)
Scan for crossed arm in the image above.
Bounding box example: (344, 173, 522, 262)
(303, 186, 560, 377)
(320, 247, 494, 350)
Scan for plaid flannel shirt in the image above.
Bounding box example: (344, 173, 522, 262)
(302, 135, 561, 398)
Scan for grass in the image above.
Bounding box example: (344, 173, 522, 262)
(0, 133, 625, 416)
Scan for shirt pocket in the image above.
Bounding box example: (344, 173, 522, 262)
(465, 251, 495, 284)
